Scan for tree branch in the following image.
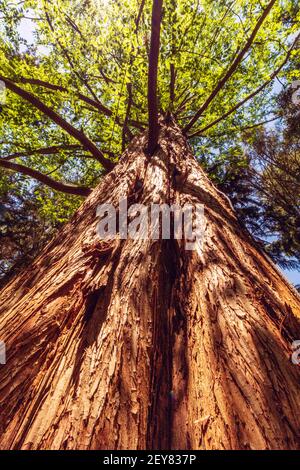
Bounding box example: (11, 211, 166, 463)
(44, 5, 141, 137)
(188, 33, 299, 138)
(135, 0, 146, 33)
(0, 75, 114, 171)
(18, 77, 114, 114)
(200, 116, 280, 139)
(183, 0, 277, 134)
(44, 6, 102, 105)
(64, 12, 115, 85)
(170, 63, 176, 109)
(0, 159, 92, 197)
(147, 0, 163, 155)
(122, 83, 134, 151)
(1, 143, 116, 161)
(121, 0, 146, 150)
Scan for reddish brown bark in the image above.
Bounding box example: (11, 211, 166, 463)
(0, 120, 299, 449)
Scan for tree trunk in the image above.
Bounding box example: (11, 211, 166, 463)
(0, 120, 300, 450)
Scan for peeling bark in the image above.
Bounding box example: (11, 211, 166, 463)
(0, 120, 299, 450)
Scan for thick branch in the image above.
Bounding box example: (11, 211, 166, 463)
(121, 0, 146, 150)
(0, 159, 92, 197)
(188, 34, 299, 138)
(183, 0, 276, 133)
(147, 0, 163, 155)
(18, 77, 114, 115)
(2, 144, 81, 160)
(135, 0, 146, 33)
(15, 77, 144, 132)
(0, 75, 114, 171)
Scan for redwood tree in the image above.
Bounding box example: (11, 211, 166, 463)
(0, 0, 300, 450)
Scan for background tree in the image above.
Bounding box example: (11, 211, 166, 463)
(0, 171, 79, 285)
